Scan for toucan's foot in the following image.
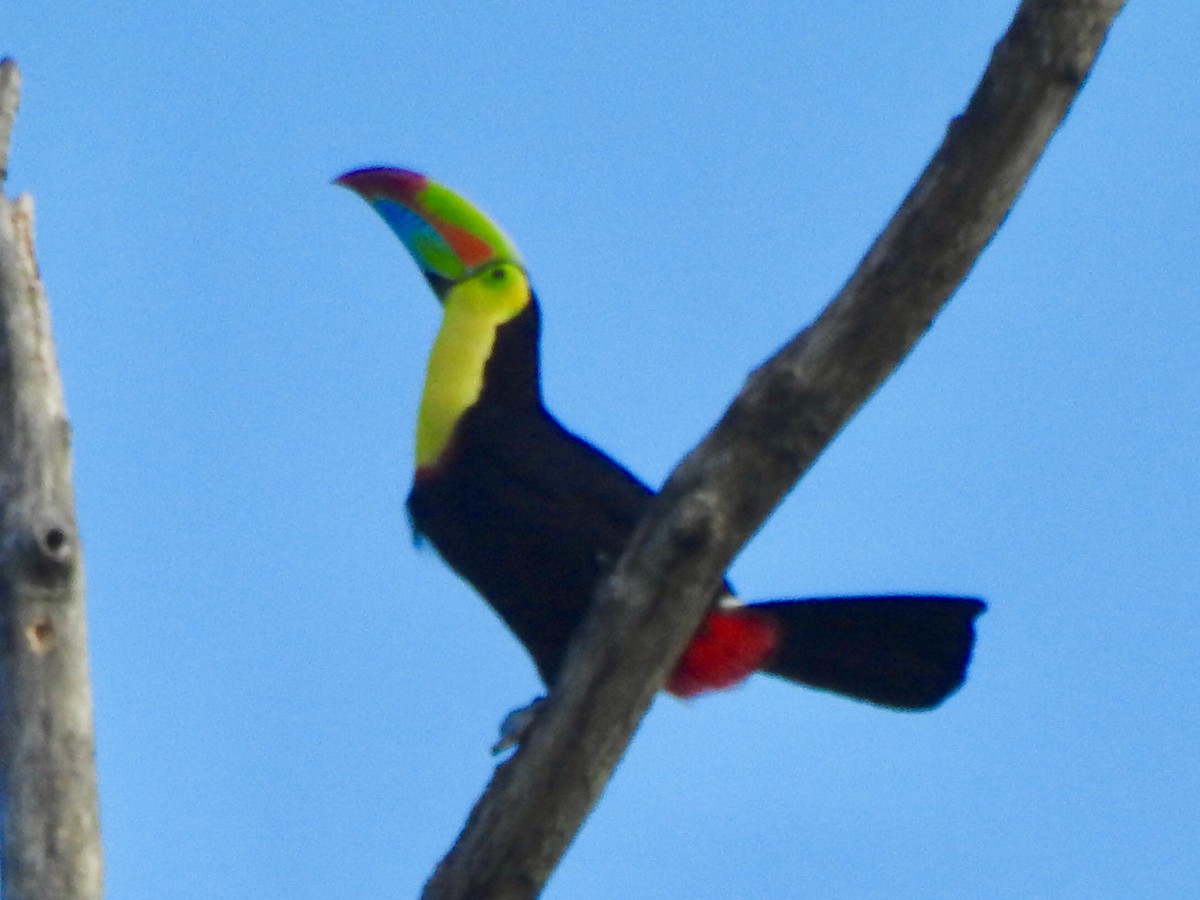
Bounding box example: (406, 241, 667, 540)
(491, 696, 546, 755)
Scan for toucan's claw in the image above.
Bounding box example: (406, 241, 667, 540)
(491, 696, 546, 755)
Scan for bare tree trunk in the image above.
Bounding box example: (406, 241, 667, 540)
(0, 59, 104, 900)
(422, 1, 1126, 897)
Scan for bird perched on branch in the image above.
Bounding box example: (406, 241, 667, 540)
(337, 166, 984, 712)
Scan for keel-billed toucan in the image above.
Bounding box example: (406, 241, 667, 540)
(338, 167, 984, 710)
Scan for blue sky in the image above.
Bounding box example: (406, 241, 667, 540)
(8, 2, 1198, 897)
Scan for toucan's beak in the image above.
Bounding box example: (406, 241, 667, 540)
(336, 167, 522, 298)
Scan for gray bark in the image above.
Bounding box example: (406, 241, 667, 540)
(422, 2, 1127, 898)
(0, 58, 104, 900)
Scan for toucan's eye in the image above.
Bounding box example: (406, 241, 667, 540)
(489, 266, 507, 282)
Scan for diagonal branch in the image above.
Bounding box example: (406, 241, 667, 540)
(423, 2, 1125, 897)
(0, 58, 103, 900)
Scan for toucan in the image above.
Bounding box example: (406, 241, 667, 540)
(337, 167, 984, 711)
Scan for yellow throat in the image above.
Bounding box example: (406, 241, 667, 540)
(415, 262, 531, 468)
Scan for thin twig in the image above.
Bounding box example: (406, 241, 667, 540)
(0, 58, 19, 181)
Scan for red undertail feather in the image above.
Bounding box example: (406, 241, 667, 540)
(667, 608, 780, 698)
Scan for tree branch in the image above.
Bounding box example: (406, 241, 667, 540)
(0, 58, 104, 900)
(423, 2, 1125, 897)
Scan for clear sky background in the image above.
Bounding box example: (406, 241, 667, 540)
(7, 3, 1198, 897)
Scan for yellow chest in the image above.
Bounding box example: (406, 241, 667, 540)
(414, 266, 529, 468)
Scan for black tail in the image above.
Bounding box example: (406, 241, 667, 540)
(752, 596, 985, 710)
